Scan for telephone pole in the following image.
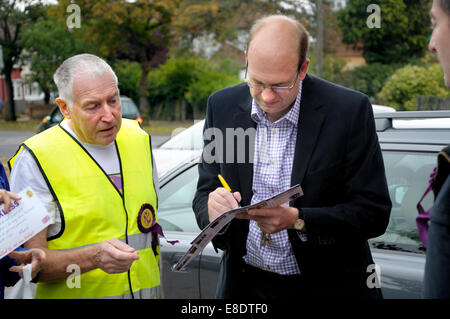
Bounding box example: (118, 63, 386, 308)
(316, 0, 324, 78)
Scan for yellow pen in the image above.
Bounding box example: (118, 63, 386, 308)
(218, 174, 232, 192)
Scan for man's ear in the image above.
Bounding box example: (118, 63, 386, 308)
(56, 98, 71, 119)
(244, 50, 248, 68)
(298, 58, 310, 81)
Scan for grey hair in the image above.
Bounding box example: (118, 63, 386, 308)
(53, 54, 118, 109)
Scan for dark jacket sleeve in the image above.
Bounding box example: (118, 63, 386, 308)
(193, 93, 223, 227)
(1, 253, 21, 289)
(192, 91, 239, 250)
(0, 164, 10, 190)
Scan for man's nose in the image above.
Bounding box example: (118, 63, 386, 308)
(428, 33, 436, 53)
(100, 102, 114, 121)
(261, 87, 277, 101)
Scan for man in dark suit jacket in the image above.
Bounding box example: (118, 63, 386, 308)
(421, 0, 450, 299)
(193, 15, 391, 299)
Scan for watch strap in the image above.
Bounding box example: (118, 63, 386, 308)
(297, 208, 304, 220)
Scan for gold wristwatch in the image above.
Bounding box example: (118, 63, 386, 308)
(291, 208, 305, 232)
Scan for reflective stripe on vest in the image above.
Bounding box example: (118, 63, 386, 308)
(13, 119, 159, 299)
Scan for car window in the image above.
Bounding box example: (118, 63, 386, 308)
(159, 120, 204, 150)
(158, 165, 200, 232)
(372, 151, 436, 252)
(121, 98, 139, 117)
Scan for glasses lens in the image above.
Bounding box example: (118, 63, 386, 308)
(273, 87, 289, 94)
(248, 82, 264, 91)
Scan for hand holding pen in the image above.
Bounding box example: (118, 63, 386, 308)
(206, 174, 242, 223)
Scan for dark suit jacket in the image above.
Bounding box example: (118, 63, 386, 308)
(422, 145, 450, 298)
(192, 75, 392, 299)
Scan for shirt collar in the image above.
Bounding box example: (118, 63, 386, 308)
(251, 81, 302, 127)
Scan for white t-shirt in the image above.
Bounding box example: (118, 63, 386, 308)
(10, 120, 160, 238)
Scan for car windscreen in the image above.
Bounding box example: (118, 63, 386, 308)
(121, 98, 139, 117)
(371, 150, 436, 253)
(159, 120, 204, 150)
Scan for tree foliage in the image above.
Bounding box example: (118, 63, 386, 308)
(113, 60, 141, 106)
(148, 56, 240, 120)
(337, 0, 431, 64)
(174, 0, 311, 57)
(377, 63, 449, 110)
(21, 15, 88, 104)
(48, 0, 178, 115)
(0, 0, 42, 121)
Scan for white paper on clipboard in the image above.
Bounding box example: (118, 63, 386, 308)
(172, 184, 303, 272)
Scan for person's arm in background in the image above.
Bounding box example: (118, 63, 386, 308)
(0, 190, 44, 288)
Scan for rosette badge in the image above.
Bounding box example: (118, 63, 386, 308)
(137, 204, 155, 233)
(137, 204, 178, 245)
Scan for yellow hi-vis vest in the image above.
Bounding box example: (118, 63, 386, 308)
(9, 119, 160, 299)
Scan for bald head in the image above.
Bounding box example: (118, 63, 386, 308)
(247, 15, 310, 70)
(244, 15, 310, 123)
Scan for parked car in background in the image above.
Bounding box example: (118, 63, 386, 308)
(153, 104, 397, 176)
(153, 120, 204, 176)
(157, 110, 450, 299)
(372, 104, 396, 113)
(35, 96, 143, 133)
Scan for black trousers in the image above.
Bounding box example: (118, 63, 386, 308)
(242, 263, 307, 299)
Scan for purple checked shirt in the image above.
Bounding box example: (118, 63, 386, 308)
(243, 82, 306, 275)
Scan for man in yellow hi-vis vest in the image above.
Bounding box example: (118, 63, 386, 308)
(9, 54, 162, 299)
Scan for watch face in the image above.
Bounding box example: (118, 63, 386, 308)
(294, 219, 305, 231)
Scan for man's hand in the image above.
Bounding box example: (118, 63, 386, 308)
(237, 204, 298, 234)
(207, 187, 241, 222)
(0, 189, 21, 213)
(8, 248, 46, 279)
(93, 238, 139, 274)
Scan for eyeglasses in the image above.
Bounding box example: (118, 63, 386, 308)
(245, 63, 300, 94)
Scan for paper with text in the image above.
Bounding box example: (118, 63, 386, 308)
(172, 184, 303, 271)
(0, 187, 52, 259)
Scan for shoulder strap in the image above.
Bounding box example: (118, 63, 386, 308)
(416, 166, 437, 248)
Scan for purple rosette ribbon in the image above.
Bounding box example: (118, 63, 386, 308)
(137, 204, 179, 255)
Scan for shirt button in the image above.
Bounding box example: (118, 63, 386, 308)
(267, 265, 271, 270)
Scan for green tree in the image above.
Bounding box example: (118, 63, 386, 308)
(113, 60, 141, 106)
(0, 0, 42, 121)
(186, 68, 239, 119)
(148, 56, 240, 120)
(21, 17, 88, 104)
(377, 63, 449, 110)
(337, 0, 431, 64)
(174, 0, 311, 58)
(51, 0, 178, 115)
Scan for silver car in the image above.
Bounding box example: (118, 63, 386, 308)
(157, 110, 450, 299)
